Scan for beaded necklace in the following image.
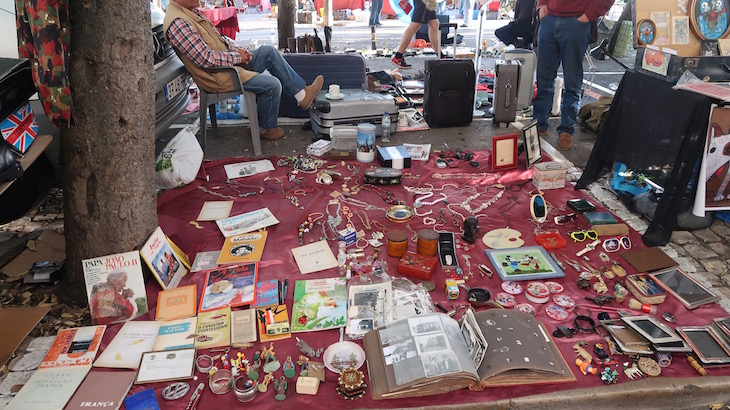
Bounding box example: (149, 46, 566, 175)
(460, 184, 506, 215)
(298, 213, 324, 244)
(363, 184, 402, 205)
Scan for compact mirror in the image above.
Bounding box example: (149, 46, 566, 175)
(530, 193, 547, 223)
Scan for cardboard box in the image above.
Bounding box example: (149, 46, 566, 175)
(532, 161, 567, 190)
(377, 146, 411, 169)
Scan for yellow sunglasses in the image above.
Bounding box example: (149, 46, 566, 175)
(570, 230, 598, 242)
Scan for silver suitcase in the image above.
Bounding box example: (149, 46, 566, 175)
(310, 89, 398, 139)
(504, 49, 536, 110)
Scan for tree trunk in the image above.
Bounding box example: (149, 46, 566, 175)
(278, 0, 296, 49)
(59, 0, 158, 306)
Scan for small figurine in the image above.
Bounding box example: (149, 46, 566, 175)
(296, 337, 316, 357)
(248, 357, 260, 380)
(623, 361, 644, 380)
(461, 216, 478, 244)
(445, 279, 459, 300)
(258, 372, 275, 393)
(575, 358, 598, 375)
(262, 343, 281, 373)
(572, 341, 593, 364)
(585, 295, 614, 306)
(274, 376, 287, 401)
(297, 355, 310, 376)
(593, 343, 610, 364)
(253, 350, 262, 362)
(283, 356, 296, 378)
(600, 367, 619, 384)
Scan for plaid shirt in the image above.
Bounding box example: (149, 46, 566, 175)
(166, 10, 241, 68)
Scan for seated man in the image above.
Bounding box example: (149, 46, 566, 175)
(495, 0, 537, 48)
(164, 0, 323, 140)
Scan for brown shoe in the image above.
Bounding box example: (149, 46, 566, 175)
(259, 127, 285, 140)
(538, 128, 549, 136)
(557, 132, 573, 151)
(298, 75, 324, 110)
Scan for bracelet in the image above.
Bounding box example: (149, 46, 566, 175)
(209, 369, 234, 394)
(233, 376, 258, 402)
(196, 354, 213, 373)
(573, 314, 596, 333)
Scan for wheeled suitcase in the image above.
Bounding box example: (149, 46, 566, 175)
(279, 53, 367, 118)
(504, 49, 535, 110)
(309, 89, 398, 139)
(492, 59, 520, 127)
(423, 23, 475, 128)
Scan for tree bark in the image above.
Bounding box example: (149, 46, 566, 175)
(278, 0, 296, 49)
(59, 0, 158, 306)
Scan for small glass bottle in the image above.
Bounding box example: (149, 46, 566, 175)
(381, 112, 391, 142)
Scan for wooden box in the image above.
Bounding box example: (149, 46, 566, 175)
(626, 274, 667, 305)
(397, 252, 437, 280)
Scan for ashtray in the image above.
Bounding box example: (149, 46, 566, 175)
(385, 205, 414, 223)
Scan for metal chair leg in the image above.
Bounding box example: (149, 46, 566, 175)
(199, 91, 208, 152)
(242, 91, 261, 156)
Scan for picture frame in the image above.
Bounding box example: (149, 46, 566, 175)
(621, 316, 683, 345)
(484, 245, 565, 281)
(135, 348, 195, 384)
(713, 316, 730, 343)
(690, 0, 730, 40)
(491, 133, 518, 171)
(521, 120, 542, 169)
(677, 325, 730, 364)
(636, 19, 657, 45)
(599, 319, 654, 355)
(649, 267, 720, 309)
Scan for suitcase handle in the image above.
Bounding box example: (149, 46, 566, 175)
(504, 82, 511, 109)
(439, 23, 459, 58)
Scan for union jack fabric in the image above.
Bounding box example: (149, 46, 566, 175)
(1, 102, 37, 154)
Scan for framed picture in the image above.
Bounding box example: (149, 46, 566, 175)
(649, 267, 720, 309)
(676, 325, 730, 364)
(637, 19, 657, 45)
(521, 120, 542, 169)
(491, 133, 518, 171)
(135, 348, 195, 384)
(690, 0, 730, 40)
(672, 16, 690, 45)
(484, 245, 565, 281)
(621, 316, 683, 345)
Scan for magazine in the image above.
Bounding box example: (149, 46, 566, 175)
(216, 208, 280, 238)
(217, 231, 268, 265)
(140, 226, 189, 290)
(291, 277, 347, 333)
(82, 251, 149, 325)
(199, 262, 258, 312)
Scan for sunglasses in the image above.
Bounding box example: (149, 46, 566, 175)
(570, 230, 598, 242)
(554, 213, 577, 225)
(602, 236, 631, 252)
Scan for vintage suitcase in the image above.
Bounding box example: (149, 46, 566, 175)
(635, 46, 730, 83)
(309, 89, 398, 139)
(504, 49, 535, 110)
(492, 59, 520, 126)
(279, 53, 367, 118)
(423, 23, 475, 128)
(0, 58, 35, 123)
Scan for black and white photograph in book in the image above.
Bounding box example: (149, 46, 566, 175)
(380, 321, 412, 345)
(352, 289, 386, 312)
(350, 318, 375, 337)
(461, 311, 487, 367)
(394, 356, 427, 386)
(422, 351, 461, 378)
(408, 315, 444, 335)
(415, 333, 450, 355)
(383, 339, 418, 365)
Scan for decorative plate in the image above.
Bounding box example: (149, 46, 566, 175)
(545, 281, 564, 294)
(386, 205, 414, 223)
(323, 341, 366, 373)
(552, 294, 576, 308)
(514, 303, 536, 316)
(494, 292, 517, 308)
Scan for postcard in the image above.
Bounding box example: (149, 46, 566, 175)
(191, 250, 220, 272)
(197, 200, 234, 221)
(223, 159, 275, 180)
(291, 240, 338, 274)
(216, 207, 280, 238)
(135, 348, 195, 384)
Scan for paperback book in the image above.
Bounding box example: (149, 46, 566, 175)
(231, 308, 257, 348)
(252, 279, 280, 308)
(140, 226, 190, 290)
(199, 262, 258, 312)
(291, 277, 347, 333)
(153, 317, 198, 351)
(93, 321, 160, 369)
(194, 307, 231, 349)
(82, 251, 148, 325)
(156, 284, 197, 321)
(256, 305, 291, 343)
(65, 370, 136, 410)
(217, 231, 268, 265)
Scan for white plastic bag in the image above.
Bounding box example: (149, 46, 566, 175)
(155, 127, 203, 189)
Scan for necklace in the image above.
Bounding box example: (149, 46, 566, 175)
(298, 213, 324, 244)
(460, 184, 506, 214)
(197, 184, 259, 199)
(326, 200, 343, 231)
(414, 192, 448, 208)
(339, 196, 386, 212)
(363, 184, 402, 205)
(433, 172, 498, 181)
(353, 209, 372, 230)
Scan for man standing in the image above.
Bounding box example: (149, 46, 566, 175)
(164, 0, 323, 140)
(369, 0, 383, 27)
(495, 0, 537, 47)
(392, 0, 440, 68)
(532, 0, 613, 150)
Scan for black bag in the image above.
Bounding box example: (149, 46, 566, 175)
(0, 142, 23, 183)
(423, 24, 475, 128)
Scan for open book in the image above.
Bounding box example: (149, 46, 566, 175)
(363, 309, 575, 400)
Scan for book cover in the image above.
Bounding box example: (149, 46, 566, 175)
(156, 284, 197, 321)
(256, 305, 291, 343)
(93, 321, 160, 369)
(252, 279, 280, 308)
(291, 240, 339, 274)
(41, 325, 106, 369)
(194, 307, 231, 349)
(291, 277, 347, 333)
(153, 317, 198, 351)
(197, 200, 234, 221)
(216, 207, 280, 238)
(199, 262, 258, 312)
(231, 308, 257, 347)
(140, 226, 189, 290)
(65, 369, 136, 410)
(82, 251, 149, 325)
(190, 250, 220, 273)
(217, 231, 268, 265)
(123, 388, 160, 410)
(5, 366, 91, 410)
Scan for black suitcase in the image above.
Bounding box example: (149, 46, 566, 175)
(492, 59, 520, 127)
(0, 58, 35, 122)
(416, 15, 449, 45)
(279, 53, 367, 118)
(423, 23, 475, 128)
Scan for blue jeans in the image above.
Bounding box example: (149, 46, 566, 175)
(369, 0, 383, 25)
(242, 45, 306, 129)
(533, 15, 590, 135)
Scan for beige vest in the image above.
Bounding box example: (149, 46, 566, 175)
(163, 2, 256, 93)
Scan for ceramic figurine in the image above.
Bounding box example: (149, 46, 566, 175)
(258, 372, 274, 393)
(283, 356, 296, 378)
(461, 216, 478, 244)
(274, 376, 287, 401)
(297, 355, 310, 376)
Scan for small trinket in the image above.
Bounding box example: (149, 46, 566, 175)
(600, 367, 619, 384)
(258, 372, 275, 393)
(593, 343, 610, 364)
(637, 357, 661, 377)
(623, 361, 644, 380)
(233, 376, 258, 402)
(274, 376, 288, 401)
(585, 295, 615, 306)
(296, 336, 316, 357)
(297, 355, 310, 376)
(283, 356, 296, 378)
(162, 382, 190, 400)
(336, 367, 367, 400)
(662, 312, 676, 323)
(575, 358, 598, 375)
